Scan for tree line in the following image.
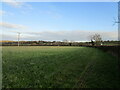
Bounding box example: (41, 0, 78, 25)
(1, 34, 119, 46)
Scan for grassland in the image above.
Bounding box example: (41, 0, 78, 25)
(2, 46, 120, 88)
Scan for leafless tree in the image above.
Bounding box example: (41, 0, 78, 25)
(92, 34, 102, 42)
(89, 33, 102, 46)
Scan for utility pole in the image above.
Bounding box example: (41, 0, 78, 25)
(118, 1, 120, 81)
(118, 1, 120, 41)
(17, 32, 21, 47)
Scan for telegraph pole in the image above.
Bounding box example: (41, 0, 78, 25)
(118, 1, 120, 81)
(17, 32, 21, 47)
(118, 1, 120, 41)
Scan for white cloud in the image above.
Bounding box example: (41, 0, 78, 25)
(0, 22, 117, 41)
(2, 34, 16, 40)
(2, 0, 33, 16)
(2, 0, 24, 8)
(2, 0, 33, 10)
(0, 10, 6, 16)
(0, 10, 15, 16)
(4, 30, 117, 41)
(0, 22, 27, 29)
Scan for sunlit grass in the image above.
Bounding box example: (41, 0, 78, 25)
(2, 46, 120, 88)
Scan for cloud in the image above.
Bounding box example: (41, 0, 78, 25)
(0, 10, 6, 16)
(2, 0, 24, 8)
(2, 34, 16, 40)
(3, 30, 117, 41)
(0, 22, 27, 29)
(2, 0, 33, 16)
(0, 10, 15, 16)
(2, 0, 33, 10)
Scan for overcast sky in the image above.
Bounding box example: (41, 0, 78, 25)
(0, 1, 118, 41)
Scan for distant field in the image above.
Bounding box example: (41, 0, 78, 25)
(2, 46, 120, 88)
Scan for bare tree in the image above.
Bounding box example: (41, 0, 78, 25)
(92, 34, 102, 42)
(89, 33, 102, 46)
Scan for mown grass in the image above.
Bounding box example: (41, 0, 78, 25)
(2, 46, 120, 88)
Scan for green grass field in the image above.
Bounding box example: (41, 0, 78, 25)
(2, 46, 120, 88)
